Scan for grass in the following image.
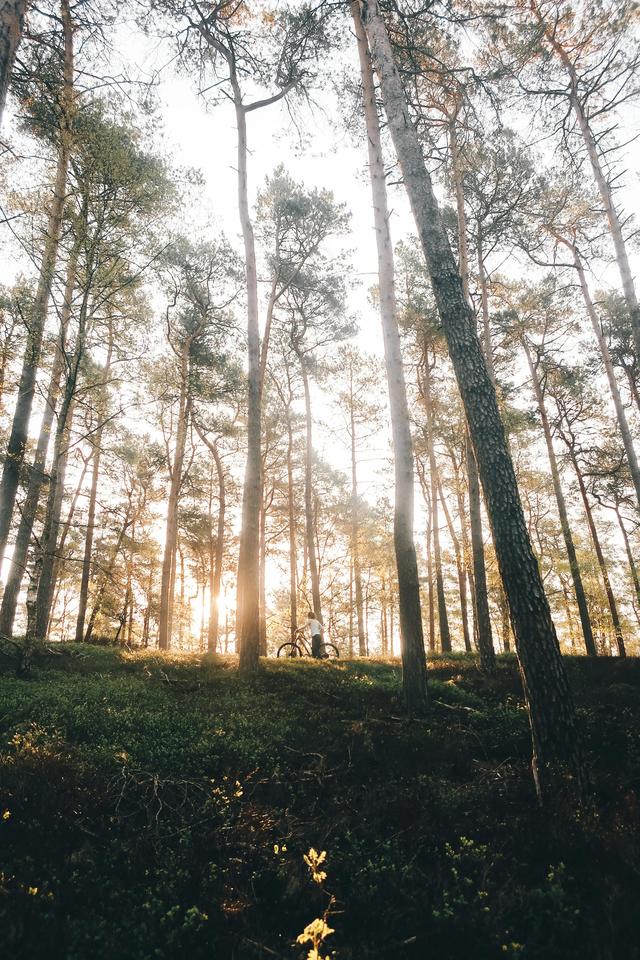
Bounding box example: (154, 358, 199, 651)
(1, 645, 639, 959)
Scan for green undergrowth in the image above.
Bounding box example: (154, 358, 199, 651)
(1, 645, 639, 959)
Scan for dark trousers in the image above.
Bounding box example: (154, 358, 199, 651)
(311, 634, 322, 658)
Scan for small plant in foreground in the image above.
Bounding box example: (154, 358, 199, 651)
(296, 848, 335, 959)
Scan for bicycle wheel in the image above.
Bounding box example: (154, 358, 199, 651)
(320, 643, 339, 659)
(277, 642, 303, 658)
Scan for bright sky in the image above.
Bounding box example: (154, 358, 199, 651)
(118, 20, 408, 504)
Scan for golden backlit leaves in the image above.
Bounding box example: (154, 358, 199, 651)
(297, 849, 334, 958)
(296, 917, 334, 960)
(201, 0, 279, 29)
(303, 847, 327, 885)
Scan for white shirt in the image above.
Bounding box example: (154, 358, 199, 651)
(308, 618, 322, 636)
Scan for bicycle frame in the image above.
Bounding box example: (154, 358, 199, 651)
(292, 627, 312, 655)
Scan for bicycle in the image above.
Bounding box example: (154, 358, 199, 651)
(277, 626, 340, 659)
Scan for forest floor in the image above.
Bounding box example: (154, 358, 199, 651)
(1, 646, 639, 960)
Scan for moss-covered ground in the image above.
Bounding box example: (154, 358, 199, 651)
(1, 645, 639, 959)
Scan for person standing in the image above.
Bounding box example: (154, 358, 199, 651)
(306, 610, 323, 658)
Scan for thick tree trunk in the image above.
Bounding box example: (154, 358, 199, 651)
(569, 453, 626, 657)
(299, 360, 322, 620)
(449, 119, 495, 670)
(74, 322, 113, 643)
(0, 241, 78, 637)
(234, 96, 262, 672)
(0, 0, 73, 566)
(0, 0, 28, 128)
(362, 0, 582, 794)
(352, 1, 428, 712)
(523, 340, 597, 656)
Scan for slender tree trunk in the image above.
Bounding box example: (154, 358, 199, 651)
(208, 443, 225, 653)
(574, 244, 640, 508)
(362, 0, 582, 794)
(258, 489, 268, 655)
(523, 340, 597, 656)
(573, 89, 640, 357)
(548, 227, 640, 509)
(32, 396, 76, 640)
(498, 583, 511, 653)
(477, 238, 496, 386)
(364, 579, 370, 653)
(348, 557, 354, 657)
(421, 357, 451, 652)
(620, 361, 640, 416)
(353, 1, 428, 712)
(0, 0, 74, 566)
(530, 0, 640, 361)
(85, 507, 133, 644)
(349, 368, 367, 655)
(143, 560, 154, 648)
(439, 475, 471, 652)
(299, 360, 322, 620)
(466, 438, 496, 668)
(569, 452, 626, 657)
(381, 581, 388, 655)
(0, 240, 78, 637)
(56, 447, 89, 558)
(560, 580, 577, 651)
(34, 257, 94, 643)
(126, 534, 134, 647)
(234, 95, 262, 672)
(158, 353, 190, 650)
(279, 392, 298, 645)
(0, 0, 28, 128)
(74, 321, 113, 643)
(451, 462, 478, 648)
(615, 507, 640, 623)
(420, 471, 436, 653)
(0, 317, 17, 408)
(178, 545, 185, 648)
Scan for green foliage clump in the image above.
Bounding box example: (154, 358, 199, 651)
(1, 647, 639, 959)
